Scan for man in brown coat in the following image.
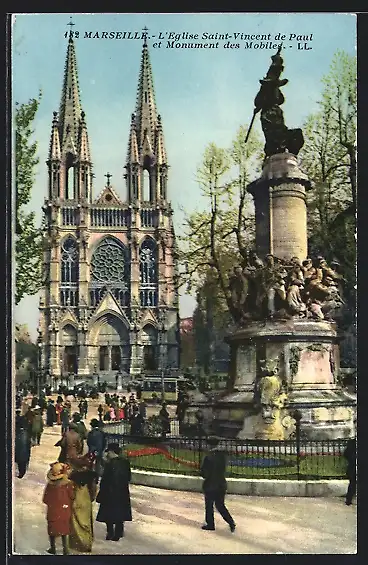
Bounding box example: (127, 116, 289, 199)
(58, 423, 83, 467)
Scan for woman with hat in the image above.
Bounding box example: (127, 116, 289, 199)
(42, 462, 75, 555)
(68, 453, 99, 553)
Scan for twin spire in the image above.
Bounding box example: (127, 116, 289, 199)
(49, 32, 168, 199)
(127, 38, 167, 167)
(48, 35, 91, 165)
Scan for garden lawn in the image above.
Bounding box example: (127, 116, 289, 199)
(122, 442, 347, 479)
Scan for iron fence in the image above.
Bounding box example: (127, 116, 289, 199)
(102, 426, 349, 480)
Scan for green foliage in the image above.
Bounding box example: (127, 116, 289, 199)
(299, 50, 356, 302)
(145, 415, 163, 436)
(16, 339, 38, 370)
(179, 126, 261, 301)
(15, 94, 44, 304)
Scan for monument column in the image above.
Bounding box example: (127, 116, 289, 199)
(248, 154, 311, 261)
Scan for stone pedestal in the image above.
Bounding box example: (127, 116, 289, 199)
(247, 153, 312, 261)
(213, 319, 356, 440)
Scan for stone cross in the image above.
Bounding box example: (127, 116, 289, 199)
(104, 172, 112, 187)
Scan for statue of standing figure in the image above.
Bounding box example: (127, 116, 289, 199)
(254, 46, 304, 157)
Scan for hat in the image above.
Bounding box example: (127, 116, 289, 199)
(106, 443, 121, 455)
(207, 436, 220, 447)
(47, 462, 70, 481)
(32, 405, 41, 410)
(90, 418, 100, 428)
(72, 412, 81, 422)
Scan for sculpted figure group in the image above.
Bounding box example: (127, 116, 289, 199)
(228, 252, 345, 324)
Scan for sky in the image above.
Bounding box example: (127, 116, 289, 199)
(12, 12, 357, 341)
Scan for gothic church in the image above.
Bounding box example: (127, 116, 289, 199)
(38, 35, 180, 385)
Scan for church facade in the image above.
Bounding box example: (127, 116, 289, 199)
(38, 36, 180, 386)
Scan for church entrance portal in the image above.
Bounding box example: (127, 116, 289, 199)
(92, 315, 130, 378)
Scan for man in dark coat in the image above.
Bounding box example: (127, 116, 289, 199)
(46, 400, 56, 427)
(61, 406, 70, 434)
(129, 406, 144, 435)
(15, 410, 31, 478)
(200, 436, 236, 532)
(159, 403, 171, 438)
(96, 443, 132, 541)
(344, 437, 356, 505)
(87, 419, 106, 476)
(83, 399, 88, 419)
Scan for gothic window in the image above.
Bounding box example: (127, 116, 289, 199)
(65, 153, 75, 200)
(60, 237, 78, 306)
(144, 91, 148, 103)
(90, 237, 130, 307)
(139, 238, 158, 307)
(143, 169, 150, 201)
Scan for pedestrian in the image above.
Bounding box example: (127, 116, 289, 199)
(31, 396, 39, 409)
(31, 406, 44, 446)
(21, 398, 29, 416)
(344, 436, 357, 506)
(56, 423, 83, 466)
(109, 406, 116, 421)
(139, 399, 147, 420)
(159, 402, 171, 438)
(61, 406, 70, 434)
(87, 419, 106, 477)
(83, 399, 88, 419)
(55, 399, 63, 425)
(96, 443, 132, 541)
(69, 454, 99, 553)
(24, 405, 34, 434)
(97, 404, 104, 422)
(72, 413, 88, 453)
(200, 436, 236, 532)
(42, 462, 75, 555)
(78, 400, 84, 416)
(46, 399, 56, 427)
(15, 410, 31, 478)
(129, 405, 144, 435)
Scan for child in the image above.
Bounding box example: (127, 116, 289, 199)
(42, 462, 75, 555)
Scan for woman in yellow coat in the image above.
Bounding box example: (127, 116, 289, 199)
(68, 453, 98, 553)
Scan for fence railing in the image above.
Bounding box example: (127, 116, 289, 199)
(102, 423, 348, 480)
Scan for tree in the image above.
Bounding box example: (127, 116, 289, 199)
(15, 94, 44, 304)
(15, 324, 38, 370)
(178, 126, 262, 374)
(179, 126, 262, 317)
(299, 50, 356, 303)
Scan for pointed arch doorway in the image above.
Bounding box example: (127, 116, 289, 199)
(90, 314, 130, 376)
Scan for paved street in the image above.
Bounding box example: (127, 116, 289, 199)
(13, 398, 357, 555)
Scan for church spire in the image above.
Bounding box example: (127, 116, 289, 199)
(134, 37, 158, 153)
(58, 35, 82, 152)
(125, 36, 168, 203)
(47, 33, 92, 202)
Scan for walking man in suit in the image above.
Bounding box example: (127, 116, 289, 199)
(200, 436, 236, 532)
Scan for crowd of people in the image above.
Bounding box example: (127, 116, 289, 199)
(14, 388, 356, 555)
